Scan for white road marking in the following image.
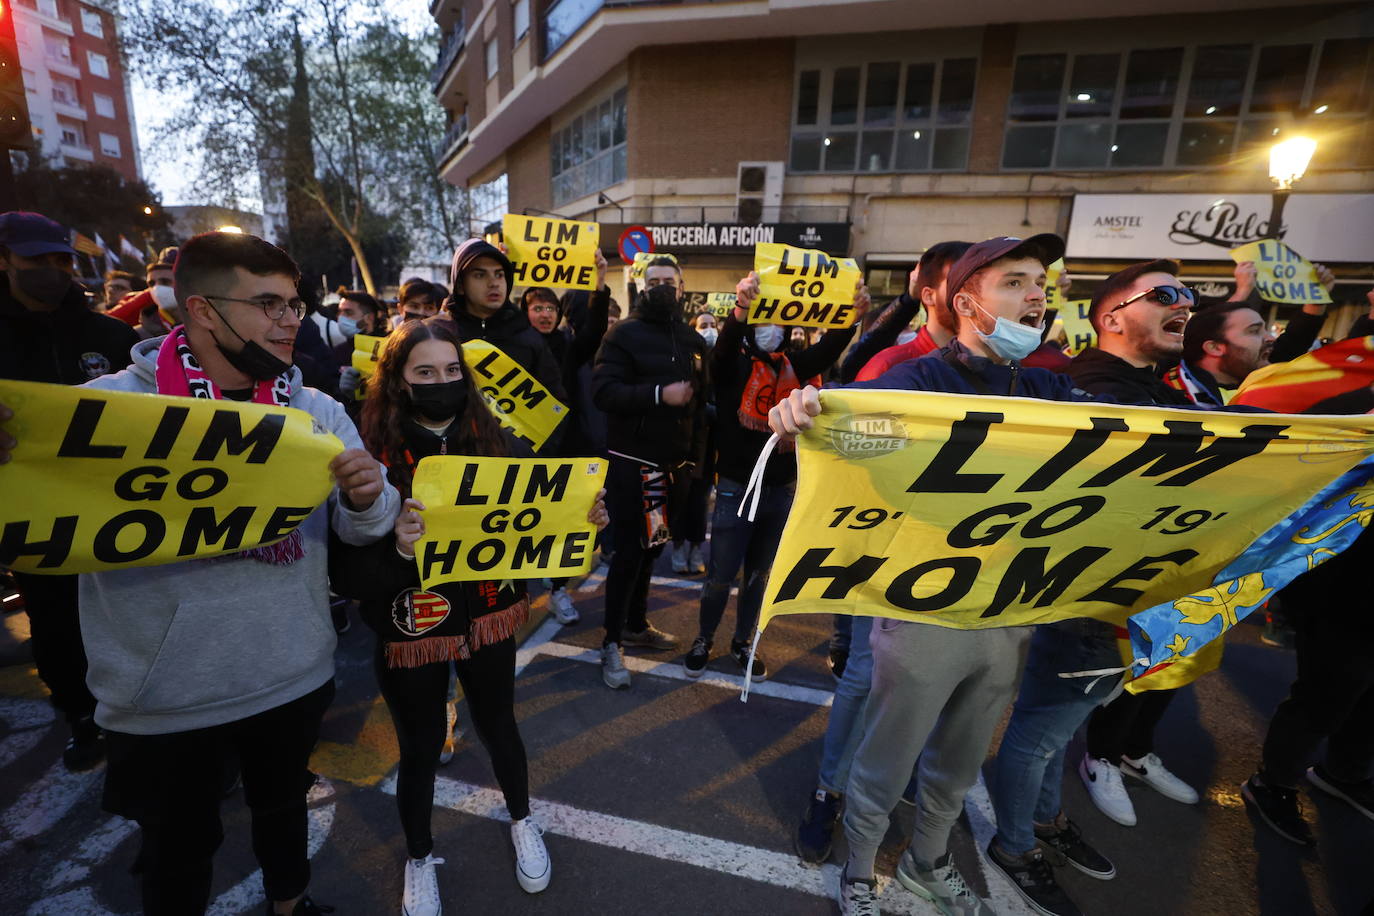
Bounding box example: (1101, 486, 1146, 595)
(386, 775, 933, 914)
(0, 759, 103, 857)
(43, 816, 138, 891)
(0, 697, 56, 769)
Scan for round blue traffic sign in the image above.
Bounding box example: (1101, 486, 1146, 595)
(618, 226, 654, 264)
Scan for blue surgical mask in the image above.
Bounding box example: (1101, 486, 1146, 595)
(336, 315, 360, 337)
(972, 302, 1042, 361)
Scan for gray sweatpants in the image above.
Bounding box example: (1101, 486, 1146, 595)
(843, 618, 1030, 876)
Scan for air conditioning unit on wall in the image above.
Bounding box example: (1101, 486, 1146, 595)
(736, 161, 782, 224)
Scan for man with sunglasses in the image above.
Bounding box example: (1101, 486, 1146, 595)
(0, 231, 399, 916)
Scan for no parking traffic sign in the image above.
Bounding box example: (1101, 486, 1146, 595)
(618, 225, 654, 264)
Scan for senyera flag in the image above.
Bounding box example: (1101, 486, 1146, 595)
(744, 388, 1374, 696)
(1231, 335, 1374, 413)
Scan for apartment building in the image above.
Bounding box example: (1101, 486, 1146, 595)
(430, 0, 1373, 313)
(13, 0, 140, 179)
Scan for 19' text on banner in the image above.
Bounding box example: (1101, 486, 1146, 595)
(503, 215, 600, 291)
(0, 380, 342, 574)
(462, 339, 567, 451)
(750, 243, 861, 329)
(411, 456, 607, 587)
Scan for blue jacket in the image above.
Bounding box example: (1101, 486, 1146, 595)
(851, 338, 1093, 401)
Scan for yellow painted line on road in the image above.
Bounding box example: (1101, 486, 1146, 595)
(0, 664, 48, 700)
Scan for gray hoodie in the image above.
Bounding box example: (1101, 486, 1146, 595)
(77, 337, 400, 735)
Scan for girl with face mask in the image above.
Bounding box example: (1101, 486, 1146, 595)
(333, 319, 606, 915)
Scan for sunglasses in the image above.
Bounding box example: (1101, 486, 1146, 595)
(1110, 285, 1196, 313)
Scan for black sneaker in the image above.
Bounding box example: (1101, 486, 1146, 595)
(265, 894, 335, 914)
(62, 716, 105, 772)
(683, 637, 711, 678)
(1242, 774, 1314, 846)
(828, 647, 849, 681)
(730, 639, 768, 681)
(986, 842, 1082, 916)
(1307, 765, 1374, 821)
(794, 788, 842, 863)
(1035, 817, 1115, 880)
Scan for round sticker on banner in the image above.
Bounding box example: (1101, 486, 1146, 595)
(618, 226, 654, 264)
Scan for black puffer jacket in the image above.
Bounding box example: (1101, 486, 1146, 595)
(592, 287, 708, 468)
(0, 276, 139, 384)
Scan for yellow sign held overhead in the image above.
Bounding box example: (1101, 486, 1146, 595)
(1230, 240, 1332, 306)
(1044, 258, 1065, 310)
(631, 250, 677, 281)
(462, 339, 567, 451)
(411, 456, 607, 587)
(503, 214, 600, 291)
(750, 243, 861, 330)
(0, 380, 342, 574)
(351, 334, 387, 378)
(1059, 298, 1096, 355)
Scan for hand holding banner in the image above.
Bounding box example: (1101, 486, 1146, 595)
(503, 215, 600, 291)
(1230, 240, 1332, 305)
(410, 456, 607, 587)
(0, 380, 342, 574)
(749, 243, 862, 329)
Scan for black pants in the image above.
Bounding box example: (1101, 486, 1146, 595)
(1085, 689, 1177, 764)
(375, 637, 529, 859)
(12, 571, 97, 724)
(1262, 579, 1374, 787)
(102, 679, 335, 915)
(603, 456, 681, 646)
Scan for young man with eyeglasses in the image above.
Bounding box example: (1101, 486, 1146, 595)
(0, 231, 400, 916)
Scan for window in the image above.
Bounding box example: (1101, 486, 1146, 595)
(98, 131, 120, 157)
(79, 7, 103, 37)
(42, 30, 72, 63)
(542, 0, 601, 60)
(36, 0, 59, 18)
(86, 50, 109, 78)
(513, 0, 530, 42)
(50, 75, 79, 106)
(1002, 39, 1374, 171)
(93, 92, 115, 117)
(484, 39, 498, 79)
(550, 87, 626, 206)
(58, 119, 86, 148)
(790, 58, 976, 173)
(469, 173, 508, 231)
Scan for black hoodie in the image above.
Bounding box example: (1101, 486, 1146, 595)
(592, 286, 708, 467)
(0, 275, 139, 385)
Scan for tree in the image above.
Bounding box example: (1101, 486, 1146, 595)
(126, 0, 466, 293)
(11, 156, 174, 264)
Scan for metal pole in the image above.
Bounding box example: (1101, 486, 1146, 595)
(1266, 187, 1290, 241)
(0, 151, 15, 212)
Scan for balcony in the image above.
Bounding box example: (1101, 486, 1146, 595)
(430, 23, 466, 92)
(437, 113, 469, 165)
(52, 95, 87, 120)
(45, 53, 81, 80)
(60, 141, 94, 162)
(14, 0, 74, 35)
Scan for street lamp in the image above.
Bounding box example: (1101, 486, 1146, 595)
(217, 225, 243, 234)
(142, 205, 154, 216)
(1266, 135, 1316, 239)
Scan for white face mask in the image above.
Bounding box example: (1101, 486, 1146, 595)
(896, 328, 919, 346)
(151, 284, 178, 310)
(753, 324, 784, 352)
(971, 301, 1043, 361)
(698, 327, 718, 347)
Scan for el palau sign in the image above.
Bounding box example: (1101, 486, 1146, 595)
(1067, 194, 1374, 263)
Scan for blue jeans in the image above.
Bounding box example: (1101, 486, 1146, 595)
(990, 621, 1122, 855)
(696, 477, 793, 645)
(818, 616, 874, 794)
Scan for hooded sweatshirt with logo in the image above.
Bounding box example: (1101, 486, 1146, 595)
(72, 336, 400, 735)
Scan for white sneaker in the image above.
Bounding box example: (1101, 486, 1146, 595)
(1078, 754, 1137, 826)
(687, 543, 706, 574)
(837, 863, 881, 916)
(549, 588, 579, 625)
(601, 642, 631, 689)
(402, 853, 445, 916)
(438, 700, 459, 765)
(511, 817, 551, 893)
(670, 541, 689, 574)
(1122, 752, 1199, 805)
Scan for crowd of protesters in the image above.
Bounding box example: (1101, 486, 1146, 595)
(1, 206, 1371, 916)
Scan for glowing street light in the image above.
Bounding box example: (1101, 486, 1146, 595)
(1266, 135, 1316, 239)
(217, 225, 244, 234)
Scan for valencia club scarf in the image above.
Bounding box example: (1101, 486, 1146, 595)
(154, 327, 304, 565)
(739, 352, 820, 451)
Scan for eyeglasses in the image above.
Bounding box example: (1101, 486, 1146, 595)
(1109, 285, 1196, 313)
(203, 294, 307, 321)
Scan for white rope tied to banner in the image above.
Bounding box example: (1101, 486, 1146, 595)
(738, 432, 780, 523)
(739, 626, 763, 703)
(1057, 658, 1150, 694)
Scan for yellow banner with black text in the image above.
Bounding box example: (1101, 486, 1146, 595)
(503, 215, 600, 291)
(410, 456, 607, 587)
(0, 380, 342, 574)
(750, 243, 862, 330)
(461, 339, 567, 451)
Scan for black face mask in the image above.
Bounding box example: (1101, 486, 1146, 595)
(403, 312, 427, 323)
(210, 305, 292, 381)
(409, 380, 468, 422)
(636, 284, 681, 322)
(14, 266, 74, 307)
